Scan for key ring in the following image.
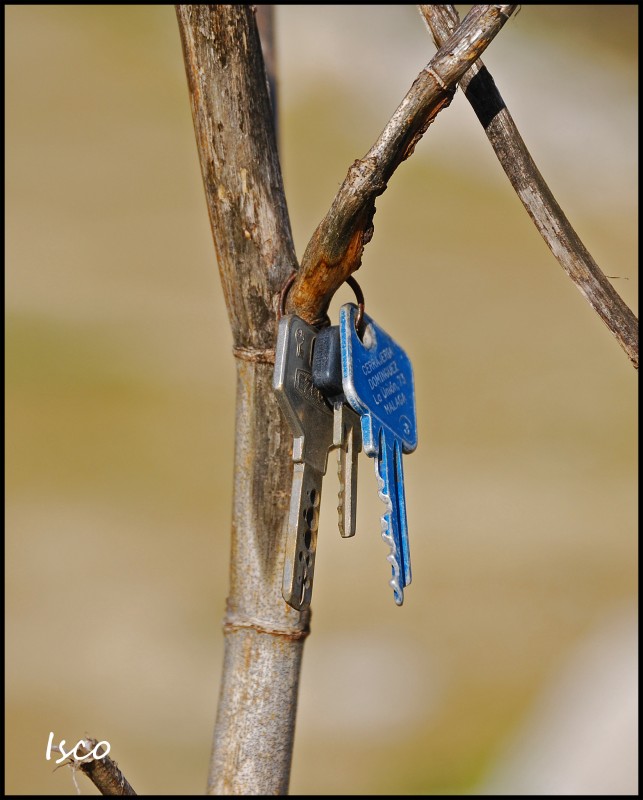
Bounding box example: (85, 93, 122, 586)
(277, 271, 298, 319)
(278, 271, 366, 336)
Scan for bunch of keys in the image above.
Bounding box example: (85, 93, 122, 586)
(273, 274, 417, 610)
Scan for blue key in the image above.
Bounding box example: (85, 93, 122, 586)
(339, 303, 417, 605)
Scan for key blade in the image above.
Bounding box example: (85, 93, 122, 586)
(375, 430, 412, 605)
(333, 401, 361, 538)
(375, 448, 403, 605)
(282, 461, 323, 611)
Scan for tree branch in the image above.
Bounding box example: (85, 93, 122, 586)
(290, 4, 517, 326)
(53, 739, 136, 796)
(419, 4, 638, 369)
(176, 5, 306, 794)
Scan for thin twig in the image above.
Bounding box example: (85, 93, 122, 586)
(419, 4, 638, 369)
(54, 739, 136, 796)
(290, 4, 517, 326)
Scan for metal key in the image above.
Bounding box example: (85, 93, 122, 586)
(339, 303, 417, 605)
(273, 314, 335, 610)
(312, 325, 362, 539)
(333, 400, 361, 538)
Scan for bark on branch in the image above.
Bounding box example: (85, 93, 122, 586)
(420, 4, 638, 369)
(290, 4, 517, 326)
(176, 5, 306, 794)
(53, 740, 136, 796)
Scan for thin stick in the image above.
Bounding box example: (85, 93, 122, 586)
(53, 739, 136, 796)
(290, 4, 517, 326)
(419, 4, 638, 369)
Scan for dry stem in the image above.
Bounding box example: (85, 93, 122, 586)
(419, 4, 638, 368)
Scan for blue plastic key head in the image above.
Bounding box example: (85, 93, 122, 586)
(339, 302, 417, 605)
(339, 304, 417, 456)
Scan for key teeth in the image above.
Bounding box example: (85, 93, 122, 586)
(375, 458, 404, 605)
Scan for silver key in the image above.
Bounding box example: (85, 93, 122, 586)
(311, 324, 362, 540)
(333, 400, 361, 539)
(273, 314, 335, 610)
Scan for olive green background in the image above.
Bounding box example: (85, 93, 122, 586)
(6, 5, 637, 795)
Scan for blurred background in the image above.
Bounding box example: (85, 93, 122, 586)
(5, 5, 637, 795)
